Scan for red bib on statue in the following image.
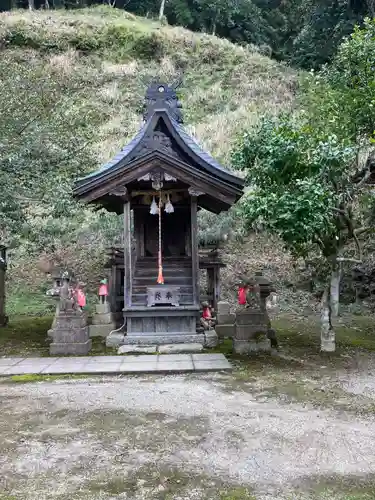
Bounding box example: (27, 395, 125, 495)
(238, 287, 247, 305)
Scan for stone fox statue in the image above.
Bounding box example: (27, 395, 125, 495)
(59, 278, 77, 312)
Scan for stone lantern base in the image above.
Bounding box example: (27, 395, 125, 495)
(233, 309, 271, 354)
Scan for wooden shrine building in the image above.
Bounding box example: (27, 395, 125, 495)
(74, 82, 244, 345)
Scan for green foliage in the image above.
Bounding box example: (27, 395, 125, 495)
(322, 17, 375, 138)
(4, 0, 374, 69)
(198, 208, 246, 247)
(232, 17, 375, 265)
(232, 115, 356, 258)
(0, 50, 102, 245)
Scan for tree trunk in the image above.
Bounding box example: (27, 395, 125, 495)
(28, 0, 35, 10)
(320, 286, 335, 352)
(330, 263, 341, 317)
(366, 0, 375, 17)
(159, 0, 166, 21)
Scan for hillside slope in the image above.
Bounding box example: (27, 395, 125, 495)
(0, 6, 298, 314)
(0, 7, 297, 163)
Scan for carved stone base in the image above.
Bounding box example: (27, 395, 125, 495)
(321, 338, 335, 352)
(50, 310, 91, 355)
(106, 332, 126, 347)
(233, 337, 271, 354)
(216, 324, 236, 339)
(50, 339, 92, 355)
(96, 302, 111, 315)
(89, 324, 115, 338)
(204, 330, 219, 348)
(122, 333, 205, 346)
(92, 313, 113, 325)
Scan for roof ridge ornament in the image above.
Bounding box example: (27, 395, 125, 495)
(143, 80, 183, 124)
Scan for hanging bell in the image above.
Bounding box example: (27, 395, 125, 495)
(164, 194, 174, 214)
(150, 196, 159, 215)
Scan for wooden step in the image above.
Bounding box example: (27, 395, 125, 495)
(132, 284, 193, 292)
(133, 277, 193, 285)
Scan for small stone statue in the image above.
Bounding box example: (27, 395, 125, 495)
(74, 282, 87, 311)
(237, 276, 261, 309)
(60, 276, 73, 312)
(98, 278, 109, 304)
(200, 301, 216, 330)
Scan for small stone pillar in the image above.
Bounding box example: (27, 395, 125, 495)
(89, 301, 116, 338)
(90, 278, 115, 338)
(215, 301, 236, 340)
(234, 309, 270, 354)
(50, 275, 91, 355)
(46, 267, 65, 338)
(204, 329, 219, 348)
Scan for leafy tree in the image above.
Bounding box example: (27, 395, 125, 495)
(232, 116, 371, 351)
(0, 52, 102, 247)
(232, 18, 375, 351)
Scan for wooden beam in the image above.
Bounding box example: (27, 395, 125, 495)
(190, 196, 199, 306)
(213, 266, 221, 312)
(75, 152, 240, 208)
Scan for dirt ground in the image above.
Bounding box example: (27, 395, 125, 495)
(1, 360, 375, 500)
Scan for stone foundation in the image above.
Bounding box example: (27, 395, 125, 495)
(233, 309, 270, 354)
(204, 330, 219, 348)
(50, 310, 91, 355)
(216, 301, 236, 340)
(89, 302, 115, 338)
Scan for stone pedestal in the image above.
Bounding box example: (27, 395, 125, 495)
(50, 310, 91, 355)
(204, 330, 219, 348)
(233, 309, 270, 354)
(321, 338, 335, 352)
(89, 302, 116, 338)
(215, 301, 236, 340)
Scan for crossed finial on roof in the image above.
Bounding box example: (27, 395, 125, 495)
(143, 79, 183, 124)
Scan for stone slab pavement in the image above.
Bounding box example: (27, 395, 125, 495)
(0, 353, 231, 376)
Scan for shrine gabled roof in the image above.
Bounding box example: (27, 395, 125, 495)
(75, 111, 243, 189)
(73, 82, 244, 211)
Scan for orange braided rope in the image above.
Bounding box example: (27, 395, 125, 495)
(157, 191, 164, 285)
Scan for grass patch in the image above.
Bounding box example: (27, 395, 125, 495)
(294, 473, 375, 500)
(0, 315, 52, 357)
(216, 314, 375, 362)
(220, 487, 256, 499)
(0, 316, 117, 357)
(214, 314, 375, 413)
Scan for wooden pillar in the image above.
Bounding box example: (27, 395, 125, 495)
(190, 196, 199, 306)
(109, 263, 117, 314)
(207, 267, 214, 306)
(123, 202, 131, 309)
(213, 266, 221, 312)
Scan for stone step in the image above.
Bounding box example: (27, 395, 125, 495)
(0, 354, 232, 375)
